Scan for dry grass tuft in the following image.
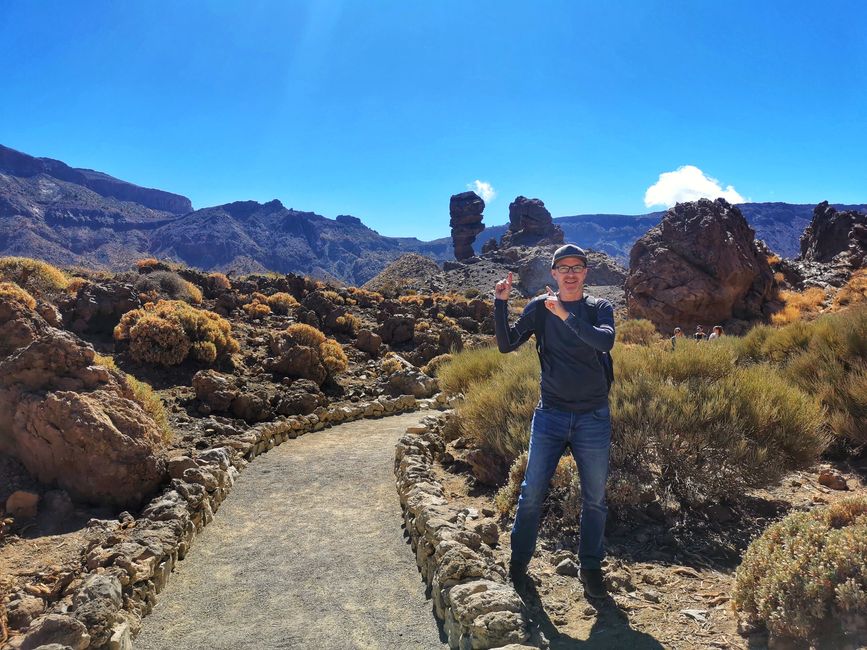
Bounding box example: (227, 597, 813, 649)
(0, 282, 36, 310)
(771, 287, 828, 325)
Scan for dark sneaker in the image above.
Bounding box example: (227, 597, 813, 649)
(579, 568, 607, 599)
(509, 561, 529, 590)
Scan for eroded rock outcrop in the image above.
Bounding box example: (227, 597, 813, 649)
(0, 305, 166, 507)
(624, 198, 776, 332)
(800, 201, 867, 266)
(500, 196, 564, 248)
(450, 192, 486, 261)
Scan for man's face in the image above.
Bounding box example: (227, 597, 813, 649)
(550, 256, 587, 290)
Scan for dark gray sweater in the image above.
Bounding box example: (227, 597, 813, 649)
(494, 295, 615, 414)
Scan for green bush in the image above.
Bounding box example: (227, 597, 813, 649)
(732, 497, 867, 645)
(615, 318, 660, 346)
(114, 300, 239, 367)
(447, 338, 828, 505)
(732, 306, 867, 449)
(611, 344, 827, 504)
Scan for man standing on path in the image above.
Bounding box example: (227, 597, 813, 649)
(493, 244, 615, 599)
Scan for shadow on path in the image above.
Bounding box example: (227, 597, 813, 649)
(518, 581, 665, 650)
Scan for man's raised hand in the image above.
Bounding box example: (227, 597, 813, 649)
(495, 271, 513, 300)
(544, 285, 569, 320)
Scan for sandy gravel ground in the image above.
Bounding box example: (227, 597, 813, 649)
(135, 411, 448, 650)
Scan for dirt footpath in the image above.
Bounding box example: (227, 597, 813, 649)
(135, 412, 448, 650)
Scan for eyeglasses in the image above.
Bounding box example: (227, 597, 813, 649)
(555, 264, 587, 273)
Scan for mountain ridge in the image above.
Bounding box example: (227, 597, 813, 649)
(1, 143, 864, 281)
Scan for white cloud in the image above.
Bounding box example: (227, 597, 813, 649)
(468, 180, 496, 203)
(644, 165, 746, 208)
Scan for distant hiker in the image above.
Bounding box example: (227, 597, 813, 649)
(493, 244, 614, 599)
(694, 325, 706, 341)
(670, 327, 684, 350)
(708, 325, 724, 340)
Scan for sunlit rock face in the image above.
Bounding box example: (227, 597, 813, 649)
(624, 198, 776, 332)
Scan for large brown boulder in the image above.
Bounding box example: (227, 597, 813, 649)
(450, 192, 486, 260)
(0, 293, 51, 357)
(0, 327, 166, 508)
(624, 198, 775, 332)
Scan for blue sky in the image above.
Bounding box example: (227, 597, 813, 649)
(2, 1, 865, 239)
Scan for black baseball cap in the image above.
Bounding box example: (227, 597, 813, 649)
(551, 244, 588, 268)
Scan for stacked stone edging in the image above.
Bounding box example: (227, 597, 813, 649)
(394, 420, 532, 650)
(5, 392, 451, 650)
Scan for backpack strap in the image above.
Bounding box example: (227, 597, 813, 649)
(534, 299, 546, 363)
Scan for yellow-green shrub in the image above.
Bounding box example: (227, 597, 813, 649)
(333, 312, 361, 335)
(449, 338, 828, 505)
(615, 318, 660, 346)
(93, 353, 171, 443)
(381, 353, 404, 375)
(286, 323, 326, 347)
(320, 290, 345, 305)
(438, 345, 506, 395)
(0, 257, 68, 296)
(267, 292, 299, 314)
(833, 269, 867, 310)
(734, 306, 867, 449)
(494, 452, 576, 516)
(422, 353, 452, 377)
(114, 300, 239, 367)
(208, 272, 231, 291)
(319, 339, 348, 375)
(135, 258, 161, 270)
(134, 271, 201, 304)
(243, 301, 271, 318)
(66, 277, 90, 295)
(732, 497, 867, 645)
(612, 344, 827, 503)
(0, 281, 36, 310)
(772, 287, 828, 325)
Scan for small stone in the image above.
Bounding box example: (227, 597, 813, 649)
(555, 558, 580, 577)
(6, 490, 40, 519)
(818, 468, 848, 490)
(641, 588, 661, 603)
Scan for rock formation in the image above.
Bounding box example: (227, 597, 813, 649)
(624, 198, 776, 332)
(499, 196, 564, 248)
(800, 201, 867, 267)
(0, 296, 166, 507)
(449, 192, 486, 260)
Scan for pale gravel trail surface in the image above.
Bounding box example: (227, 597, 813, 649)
(135, 411, 448, 650)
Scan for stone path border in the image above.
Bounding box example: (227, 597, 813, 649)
(394, 417, 533, 650)
(6, 393, 451, 650)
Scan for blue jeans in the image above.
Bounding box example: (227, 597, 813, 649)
(511, 403, 611, 570)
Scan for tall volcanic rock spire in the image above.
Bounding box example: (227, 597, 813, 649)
(449, 191, 486, 260)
